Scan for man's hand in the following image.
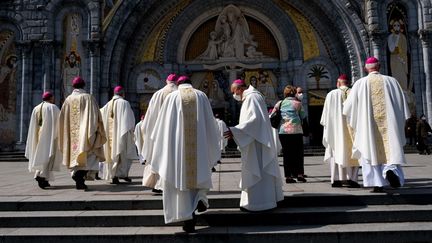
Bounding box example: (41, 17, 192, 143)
(224, 128, 233, 139)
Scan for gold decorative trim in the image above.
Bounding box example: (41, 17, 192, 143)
(140, 1, 192, 63)
(273, 0, 319, 61)
(369, 74, 390, 164)
(180, 88, 197, 189)
(102, 0, 124, 32)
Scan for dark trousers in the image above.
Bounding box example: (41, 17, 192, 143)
(418, 137, 431, 154)
(279, 134, 304, 178)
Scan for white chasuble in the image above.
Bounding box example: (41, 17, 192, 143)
(343, 72, 410, 166)
(141, 83, 177, 188)
(150, 83, 220, 223)
(25, 102, 62, 180)
(100, 95, 137, 179)
(141, 83, 177, 165)
(134, 120, 145, 163)
(230, 86, 283, 211)
(321, 87, 358, 167)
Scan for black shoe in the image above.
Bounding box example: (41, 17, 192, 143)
(211, 167, 216, 172)
(386, 170, 401, 188)
(111, 177, 120, 184)
(331, 180, 343, 188)
(35, 176, 47, 189)
(152, 188, 163, 194)
(239, 207, 253, 213)
(346, 180, 361, 188)
(43, 181, 51, 188)
(95, 173, 102, 180)
(120, 177, 132, 183)
(76, 182, 88, 190)
(182, 218, 196, 233)
(285, 178, 296, 183)
(371, 186, 385, 193)
(72, 170, 87, 182)
(196, 200, 207, 214)
(297, 176, 307, 183)
(72, 171, 87, 190)
(217, 160, 221, 164)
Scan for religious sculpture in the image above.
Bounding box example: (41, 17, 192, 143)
(197, 31, 222, 60)
(196, 4, 264, 62)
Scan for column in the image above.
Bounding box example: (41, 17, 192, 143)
(85, 39, 101, 102)
(15, 41, 32, 147)
(419, 29, 432, 124)
(40, 40, 54, 92)
(366, 0, 383, 59)
(408, 31, 423, 116)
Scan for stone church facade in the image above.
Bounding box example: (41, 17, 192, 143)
(0, 0, 432, 150)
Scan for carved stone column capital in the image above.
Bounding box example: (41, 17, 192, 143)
(15, 40, 32, 56)
(83, 39, 102, 56)
(368, 28, 386, 42)
(39, 39, 54, 50)
(419, 29, 432, 46)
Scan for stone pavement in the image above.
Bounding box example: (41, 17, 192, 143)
(1, 153, 432, 242)
(0, 153, 431, 202)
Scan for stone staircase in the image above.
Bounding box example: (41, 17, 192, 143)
(0, 145, 419, 162)
(1, 193, 432, 242)
(223, 145, 419, 158)
(0, 151, 27, 162)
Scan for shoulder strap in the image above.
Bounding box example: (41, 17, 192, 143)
(276, 99, 283, 109)
(38, 102, 44, 126)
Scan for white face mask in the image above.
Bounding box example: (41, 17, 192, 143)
(296, 93, 304, 101)
(233, 93, 242, 101)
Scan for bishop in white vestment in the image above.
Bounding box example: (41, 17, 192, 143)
(321, 74, 360, 188)
(150, 76, 220, 232)
(225, 79, 284, 211)
(343, 57, 410, 192)
(25, 91, 62, 189)
(141, 74, 178, 192)
(59, 77, 106, 190)
(134, 115, 145, 164)
(215, 114, 228, 154)
(100, 86, 137, 184)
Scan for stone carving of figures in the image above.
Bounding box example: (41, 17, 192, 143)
(196, 4, 265, 62)
(216, 14, 234, 58)
(246, 35, 263, 58)
(197, 31, 223, 60)
(388, 19, 409, 91)
(231, 15, 251, 58)
(213, 5, 257, 60)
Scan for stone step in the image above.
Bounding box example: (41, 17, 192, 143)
(2, 193, 431, 211)
(2, 222, 432, 243)
(0, 146, 417, 161)
(0, 152, 27, 162)
(223, 146, 418, 158)
(0, 204, 431, 228)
